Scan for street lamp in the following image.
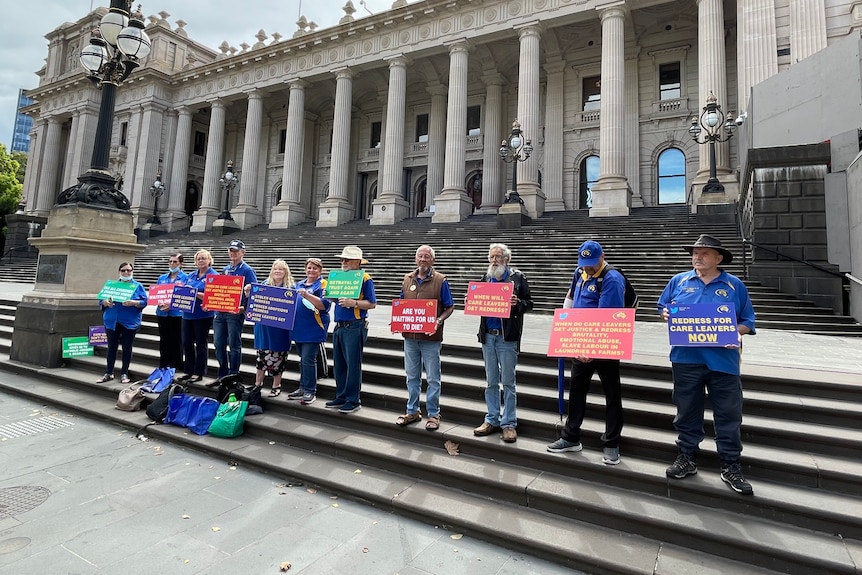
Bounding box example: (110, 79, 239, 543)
(217, 161, 238, 220)
(499, 120, 532, 204)
(689, 91, 736, 195)
(147, 169, 165, 224)
(56, 1, 151, 210)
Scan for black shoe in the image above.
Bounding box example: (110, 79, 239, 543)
(720, 462, 754, 495)
(666, 453, 697, 479)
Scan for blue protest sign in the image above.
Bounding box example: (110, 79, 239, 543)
(170, 285, 197, 313)
(246, 284, 298, 330)
(667, 302, 738, 346)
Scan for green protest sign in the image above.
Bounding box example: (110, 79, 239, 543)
(62, 337, 94, 358)
(325, 269, 364, 299)
(97, 280, 137, 302)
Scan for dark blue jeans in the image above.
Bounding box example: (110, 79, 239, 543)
(295, 341, 320, 394)
(332, 320, 367, 405)
(105, 324, 137, 376)
(214, 312, 245, 378)
(562, 359, 623, 448)
(182, 317, 213, 377)
(671, 363, 743, 463)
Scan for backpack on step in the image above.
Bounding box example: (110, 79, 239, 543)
(146, 382, 187, 423)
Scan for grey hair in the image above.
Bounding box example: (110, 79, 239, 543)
(416, 245, 436, 259)
(488, 243, 511, 260)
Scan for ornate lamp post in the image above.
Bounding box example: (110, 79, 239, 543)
(499, 120, 532, 204)
(217, 161, 238, 221)
(689, 92, 736, 195)
(147, 169, 165, 224)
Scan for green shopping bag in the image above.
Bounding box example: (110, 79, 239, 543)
(207, 398, 249, 438)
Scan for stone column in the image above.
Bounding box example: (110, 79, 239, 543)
(318, 68, 355, 227)
(167, 107, 192, 229)
(129, 104, 165, 226)
(271, 80, 309, 229)
(62, 108, 97, 189)
(625, 56, 643, 208)
(590, 5, 632, 217)
(433, 41, 473, 223)
(35, 117, 64, 215)
(191, 99, 225, 232)
(790, 0, 827, 62)
(231, 90, 265, 230)
(737, 0, 778, 113)
(477, 74, 504, 213)
(372, 55, 411, 225)
(514, 24, 545, 218)
(694, 0, 733, 205)
(543, 61, 566, 212)
(423, 84, 447, 215)
(22, 122, 42, 213)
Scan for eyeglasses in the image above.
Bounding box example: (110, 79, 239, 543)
(488, 254, 506, 262)
(120, 268, 133, 272)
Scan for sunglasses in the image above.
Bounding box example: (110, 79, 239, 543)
(120, 268, 133, 272)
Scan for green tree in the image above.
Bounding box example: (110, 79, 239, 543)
(0, 143, 24, 224)
(11, 151, 27, 185)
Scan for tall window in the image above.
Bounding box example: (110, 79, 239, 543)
(415, 113, 429, 143)
(277, 129, 287, 154)
(466, 105, 481, 135)
(659, 62, 681, 100)
(658, 148, 686, 204)
(119, 122, 128, 146)
(193, 130, 206, 156)
(579, 155, 600, 208)
(370, 121, 382, 148)
(582, 76, 601, 111)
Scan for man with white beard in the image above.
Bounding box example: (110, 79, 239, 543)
(473, 243, 533, 443)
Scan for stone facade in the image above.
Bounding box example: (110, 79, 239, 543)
(19, 0, 862, 231)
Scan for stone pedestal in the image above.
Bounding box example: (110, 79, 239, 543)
(190, 207, 219, 233)
(497, 202, 530, 229)
(269, 203, 306, 229)
(432, 192, 473, 223)
(317, 200, 355, 227)
(517, 184, 546, 219)
(370, 197, 410, 226)
(10, 203, 146, 368)
(3, 213, 46, 261)
(232, 206, 264, 230)
(212, 217, 241, 236)
(589, 178, 632, 217)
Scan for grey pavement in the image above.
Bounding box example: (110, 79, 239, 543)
(0, 389, 576, 575)
(2, 280, 861, 379)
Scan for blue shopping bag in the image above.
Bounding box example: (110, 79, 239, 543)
(186, 397, 220, 435)
(164, 394, 191, 427)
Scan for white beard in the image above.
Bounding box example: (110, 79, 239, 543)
(487, 264, 506, 279)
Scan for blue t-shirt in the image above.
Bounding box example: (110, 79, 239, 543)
(657, 269, 757, 375)
(101, 281, 147, 330)
(292, 277, 331, 343)
(485, 268, 511, 331)
(569, 264, 625, 309)
(221, 260, 258, 310)
(182, 267, 216, 320)
(155, 270, 188, 317)
(332, 272, 376, 322)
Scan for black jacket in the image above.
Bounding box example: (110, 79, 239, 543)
(477, 268, 533, 345)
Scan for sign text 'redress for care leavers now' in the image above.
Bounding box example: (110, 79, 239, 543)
(463, 282, 513, 318)
(547, 308, 636, 360)
(666, 302, 738, 346)
(390, 299, 437, 334)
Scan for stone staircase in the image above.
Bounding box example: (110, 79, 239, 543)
(0, 295, 861, 573)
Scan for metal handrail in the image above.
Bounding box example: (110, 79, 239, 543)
(741, 238, 847, 280)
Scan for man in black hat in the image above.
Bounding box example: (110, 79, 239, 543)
(213, 239, 257, 379)
(657, 234, 756, 495)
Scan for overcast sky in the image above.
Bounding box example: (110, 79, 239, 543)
(0, 0, 394, 151)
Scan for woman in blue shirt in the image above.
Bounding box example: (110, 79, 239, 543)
(179, 249, 216, 383)
(96, 262, 147, 385)
(287, 257, 331, 405)
(247, 259, 295, 396)
(155, 252, 188, 369)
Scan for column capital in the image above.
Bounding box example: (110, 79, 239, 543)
(597, 2, 627, 21)
(175, 106, 193, 117)
(243, 89, 263, 100)
(427, 83, 448, 97)
(482, 72, 505, 87)
(515, 22, 543, 39)
(331, 66, 354, 80)
(207, 98, 226, 110)
(444, 39, 472, 54)
(287, 78, 309, 91)
(384, 54, 412, 68)
(543, 59, 567, 74)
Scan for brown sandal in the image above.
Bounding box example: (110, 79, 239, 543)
(395, 413, 422, 426)
(425, 416, 440, 431)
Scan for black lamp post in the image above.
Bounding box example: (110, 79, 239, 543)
(499, 120, 532, 205)
(217, 161, 238, 220)
(56, 1, 151, 210)
(689, 92, 736, 195)
(147, 169, 165, 224)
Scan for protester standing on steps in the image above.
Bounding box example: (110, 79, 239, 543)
(154, 252, 187, 370)
(213, 239, 258, 379)
(246, 259, 294, 397)
(546, 240, 625, 465)
(473, 243, 533, 443)
(287, 257, 331, 406)
(96, 262, 147, 385)
(179, 249, 216, 384)
(394, 245, 455, 431)
(325, 245, 377, 414)
(658, 234, 756, 495)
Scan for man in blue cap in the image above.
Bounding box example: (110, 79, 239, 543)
(547, 240, 626, 465)
(213, 239, 257, 379)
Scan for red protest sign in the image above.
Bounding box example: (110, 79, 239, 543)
(390, 299, 437, 334)
(463, 281, 513, 318)
(148, 283, 175, 307)
(547, 308, 636, 360)
(203, 274, 245, 313)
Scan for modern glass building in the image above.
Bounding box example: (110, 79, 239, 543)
(11, 89, 33, 153)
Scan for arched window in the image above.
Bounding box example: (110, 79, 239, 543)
(579, 155, 600, 209)
(658, 148, 685, 204)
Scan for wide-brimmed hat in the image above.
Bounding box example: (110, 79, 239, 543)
(684, 234, 733, 264)
(335, 245, 368, 264)
(577, 240, 604, 267)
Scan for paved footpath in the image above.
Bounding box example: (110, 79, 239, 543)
(0, 390, 576, 575)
